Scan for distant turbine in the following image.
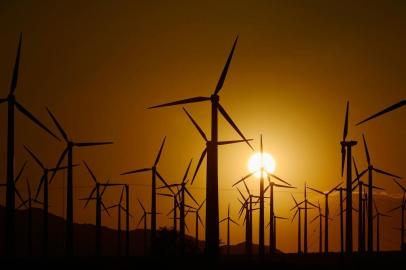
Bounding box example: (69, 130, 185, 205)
(388, 179, 406, 252)
(360, 134, 401, 252)
(307, 181, 341, 253)
(121, 137, 169, 250)
(23, 145, 70, 256)
(373, 201, 390, 253)
(219, 204, 238, 255)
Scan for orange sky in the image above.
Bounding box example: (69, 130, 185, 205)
(0, 0, 405, 252)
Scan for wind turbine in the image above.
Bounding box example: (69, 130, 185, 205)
(121, 137, 169, 248)
(137, 199, 159, 254)
(360, 134, 401, 252)
(159, 159, 199, 252)
(373, 201, 390, 253)
(352, 157, 384, 252)
(307, 182, 341, 253)
(23, 145, 70, 256)
(148, 37, 253, 255)
(356, 100, 405, 125)
(310, 201, 325, 253)
(264, 176, 295, 253)
(388, 179, 405, 251)
(267, 215, 287, 254)
(335, 186, 345, 254)
(291, 186, 317, 254)
(219, 204, 238, 255)
(82, 161, 122, 256)
(291, 194, 314, 254)
(340, 101, 357, 253)
(0, 33, 60, 256)
(232, 135, 289, 256)
(186, 200, 206, 249)
(159, 192, 179, 236)
(47, 109, 112, 256)
(17, 178, 43, 256)
(236, 187, 252, 255)
(105, 186, 132, 256)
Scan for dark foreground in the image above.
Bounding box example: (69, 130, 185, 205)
(1, 252, 405, 270)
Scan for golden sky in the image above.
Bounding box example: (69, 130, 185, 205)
(0, 0, 405, 252)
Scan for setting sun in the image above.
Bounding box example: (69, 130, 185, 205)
(248, 152, 276, 178)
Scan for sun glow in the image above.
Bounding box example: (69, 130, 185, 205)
(248, 152, 276, 178)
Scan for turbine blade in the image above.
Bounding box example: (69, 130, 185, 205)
(75, 142, 113, 147)
(343, 101, 349, 141)
(83, 161, 98, 184)
(191, 148, 207, 185)
(213, 36, 238, 95)
(357, 100, 406, 125)
(26, 178, 31, 199)
(121, 168, 152, 175)
(353, 156, 361, 180)
(157, 193, 172, 197)
(307, 200, 318, 208)
(341, 144, 346, 177)
(362, 134, 371, 165)
(328, 182, 343, 195)
(198, 199, 206, 211)
(156, 170, 171, 189)
(291, 194, 298, 207)
(387, 205, 401, 213)
(274, 183, 296, 189)
(217, 139, 253, 145)
(307, 186, 324, 195)
(84, 186, 97, 208)
(268, 173, 292, 186)
(9, 33, 22, 95)
(119, 186, 124, 205)
(198, 214, 204, 227)
(219, 218, 227, 224)
(374, 168, 401, 179)
(154, 137, 166, 166)
(46, 108, 68, 141)
(392, 179, 406, 193)
(310, 215, 319, 224)
(137, 199, 146, 212)
(182, 159, 193, 184)
(101, 201, 110, 216)
(23, 145, 44, 169)
(148, 96, 210, 109)
(137, 214, 146, 228)
(14, 187, 25, 206)
(232, 172, 254, 187)
(49, 147, 68, 183)
(100, 180, 110, 197)
(34, 174, 45, 200)
(291, 209, 299, 222)
(14, 161, 27, 183)
(16, 101, 60, 141)
(185, 187, 198, 205)
(218, 103, 254, 150)
(183, 108, 207, 142)
(230, 219, 239, 226)
(236, 187, 247, 201)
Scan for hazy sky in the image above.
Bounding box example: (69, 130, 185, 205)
(0, 0, 405, 252)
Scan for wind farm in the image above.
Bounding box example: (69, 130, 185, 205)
(0, 1, 405, 269)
